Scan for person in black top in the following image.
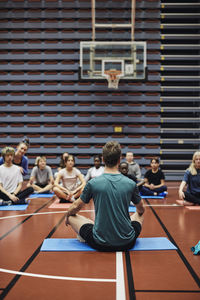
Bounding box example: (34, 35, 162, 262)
(119, 162, 144, 188)
(140, 157, 167, 196)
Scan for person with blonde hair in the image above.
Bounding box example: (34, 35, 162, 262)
(0, 138, 30, 176)
(0, 147, 33, 206)
(177, 151, 200, 206)
(28, 156, 54, 194)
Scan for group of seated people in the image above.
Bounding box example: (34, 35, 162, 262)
(0, 139, 200, 207)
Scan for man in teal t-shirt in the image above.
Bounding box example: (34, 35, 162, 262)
(65, 141, 145, 251)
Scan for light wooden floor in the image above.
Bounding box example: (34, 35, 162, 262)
(0, 181, 200, 300)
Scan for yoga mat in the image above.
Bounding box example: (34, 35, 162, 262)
(29, 193, 54, 198)
(0, 204, 29, 211)
(49, 198, 71, 209)
(185, 206, 200, 210)
(41, 237, 177, 252)
(129, 206, 136, 212)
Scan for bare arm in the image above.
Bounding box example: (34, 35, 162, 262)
(29, 176, 35, 185)
(152, 179, 165, 189)
(49, 176, 54, 185)
(72, 174, 86, 194)
(143, 177, 151, 188)
(0, 182, 20, 202)
(135, 199, 145, 216)
(13, 182, 22, 196)
(54, 172, 70, 193)
(65, 198, 85, 225)
(179, 180, 187, 200)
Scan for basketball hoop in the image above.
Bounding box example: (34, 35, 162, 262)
(104, 69, 122, 89)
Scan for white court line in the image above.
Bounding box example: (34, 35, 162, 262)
(144, 204, 181, 207)
(0, 210, 94, 221)
(116, 252, 126, 300)
(0, 204, 182, 221)
(167, 186, 179, 189)
(0, 268, 116, 283)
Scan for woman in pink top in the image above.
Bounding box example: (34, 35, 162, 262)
(53, 155, 85, 203)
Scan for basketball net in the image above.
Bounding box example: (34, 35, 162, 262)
(104, 69, 122, 89)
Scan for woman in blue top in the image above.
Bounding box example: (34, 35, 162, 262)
(178, 151, 200, 206)
(0, 138, 29, 176)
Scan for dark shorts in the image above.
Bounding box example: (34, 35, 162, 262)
(36, 183, 48, 188)
(79, 221, 142, 252)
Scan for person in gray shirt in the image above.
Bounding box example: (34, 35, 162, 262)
(28, 156, 54, 194)
(126, 151, 141, 180)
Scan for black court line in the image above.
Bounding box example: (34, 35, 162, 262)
(0, 198, 53, 240)
(145, 198, 200, 288)
(0, 214, 66, 299)
(125, 251, 136, 300)
(135, 290, 200, 293)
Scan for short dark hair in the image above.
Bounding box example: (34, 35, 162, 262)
(19, 138, 30, 148)
(119, 162, 128, 169)
(65, 154, 75, 163)
(151, 157, 160, 164)
(94, 154, 101, 162)
(102, 141, 121, 167)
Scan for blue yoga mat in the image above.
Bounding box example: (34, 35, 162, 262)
(41, 237, 177, 252)
(29, 193, 54, 198)
(129, 206, 136, 212)
(0, 204, 29, 211)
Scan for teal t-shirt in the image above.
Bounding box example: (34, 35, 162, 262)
(80, 173, 141, 247)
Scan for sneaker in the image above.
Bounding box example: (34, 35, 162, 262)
(77, 234, 85, 243)
(59, 198, 70, 203)
(159, 191, 168, 197)
(191, 241, 200, 255)
(0, 199, 12, 206)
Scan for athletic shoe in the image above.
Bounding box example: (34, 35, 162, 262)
(158, 192, 168, 197)
(0, 199, 12, 206)
(59, 198, 70, 203)
(191, 241, 200, 255)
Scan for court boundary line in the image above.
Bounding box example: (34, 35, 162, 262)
(0, 268, 116, 283)
(0, 198, 53, 240)
(116, 252, 126, 300)
(135, 289, 200, 293)
(145, 198, 200, 288)
(0, 214, 66, 298)
(0, 204, 181, 221)
(125, 250, 136, 300)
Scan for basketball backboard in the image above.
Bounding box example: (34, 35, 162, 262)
(80, 41, 147, 88)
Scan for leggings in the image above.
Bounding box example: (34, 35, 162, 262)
(140, 185, 167, 196)
(184, 191, 200, 205)
(0, 187, 34, 204)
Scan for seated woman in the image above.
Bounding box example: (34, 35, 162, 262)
(140, 157, 167, 196)
(85, 154, 104, 182)
(53, 155, 85, 203)
(28, 156, 54, 194)
(0, 147, 33, 206)
(177, 151, 200, 206)
(0, 138, 30, 176)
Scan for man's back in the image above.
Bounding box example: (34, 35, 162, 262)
(81, 173, 141, 246)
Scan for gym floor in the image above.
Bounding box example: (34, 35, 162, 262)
(0, 181, 200, 300)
